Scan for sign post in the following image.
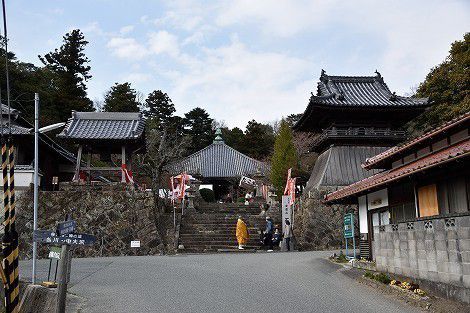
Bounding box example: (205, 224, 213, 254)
(33, 218, 97, 313)
(343, 213, 356, 259)
(281, 195, 292, 251)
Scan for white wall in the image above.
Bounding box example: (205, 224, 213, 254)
(358, 195, 368, 233)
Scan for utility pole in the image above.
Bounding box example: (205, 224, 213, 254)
(32, 93, 39, 284)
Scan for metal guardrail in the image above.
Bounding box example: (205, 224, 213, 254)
(312, 128, 406, 147)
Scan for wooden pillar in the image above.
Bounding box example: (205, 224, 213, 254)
(121, 145, 126, 183)
(87, 150, 91, 184)
(73, 145, 83, 182)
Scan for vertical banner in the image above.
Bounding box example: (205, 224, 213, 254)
(281, 195, 292, 233)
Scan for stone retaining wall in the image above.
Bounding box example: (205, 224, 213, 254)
(294, 187, 357, 250)
(373, 214, 470, 303)
(17, 184, 176, 259)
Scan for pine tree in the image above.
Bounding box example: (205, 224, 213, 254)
(270, 120, 298, 199)
(103, 82, 140, 112)
(183, 107, 213, 154)
(39, 29, 93, 122)
(241, 120, 275, 160)
(144, 90, 176, 130)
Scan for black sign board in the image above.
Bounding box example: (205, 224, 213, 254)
(34, 230, 96, 246)
(56, 220, 76, 236)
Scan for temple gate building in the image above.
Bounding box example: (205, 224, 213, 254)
(292, 70, 429, 249)
(168, 129, 269, 201)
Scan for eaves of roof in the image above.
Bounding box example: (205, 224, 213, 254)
(324, 139, 470, 203)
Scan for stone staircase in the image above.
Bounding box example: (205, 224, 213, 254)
(178, 203, 281, 253)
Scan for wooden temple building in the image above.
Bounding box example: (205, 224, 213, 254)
(58, 111, 146, 183)
(292, 70, 429, 250)
(168, 129, 269, 200)
(294, 70, 429, 190)
(0, 104, 77, 190)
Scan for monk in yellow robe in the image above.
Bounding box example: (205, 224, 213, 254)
(236, 217, 249, 250)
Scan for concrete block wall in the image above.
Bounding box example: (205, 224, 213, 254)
(373, 215, 470, 303)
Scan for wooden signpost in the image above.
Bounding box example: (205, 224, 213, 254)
(33, 218, 97, 313)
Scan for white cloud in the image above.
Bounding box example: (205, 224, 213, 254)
(168, 38, 314, 127)
(107, 37, 149, 60)
(148, 31, 179, 57)
(120, 25, 135, 35)
(125, 72, 152, 83)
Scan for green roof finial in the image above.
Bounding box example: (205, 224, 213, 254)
(214, 128, 224, 143)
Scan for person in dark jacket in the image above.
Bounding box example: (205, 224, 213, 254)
(264, 216, 274, 252)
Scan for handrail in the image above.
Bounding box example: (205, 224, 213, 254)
(312, 128, 406, 147)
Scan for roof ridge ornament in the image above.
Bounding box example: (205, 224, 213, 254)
(213, 128, 224, 143)
(389, 92, 397, 101)
(320, 69, 328, 82)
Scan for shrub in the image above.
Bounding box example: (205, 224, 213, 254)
(200, 188, 215, 202)
(336, 253, 348, 263)
(364, 271, 375, 279)
(375, 273, 391, 284)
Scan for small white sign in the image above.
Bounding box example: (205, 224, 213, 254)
(130, 240, 141, 248)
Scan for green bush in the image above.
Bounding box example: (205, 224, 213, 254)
(364, 271, 375, 279)
(375, 273, 391, 284)
(200, 188, 215, 202)
(336, 253, 348, 263)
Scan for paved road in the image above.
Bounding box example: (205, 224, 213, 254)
(21, 251, 421, 313)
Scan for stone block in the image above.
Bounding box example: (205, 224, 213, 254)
(418, 259, 427, 270)
(436, 250, 449, 263)
(457, 216, 470, 227)
(448, 262, 463, 275)
(463, 275, 470, 288)
(418, 250, 427, 260)
(437, 271, 450, 283)
(415, 230, 425, 240)
(425, 230, 435, 240)
(448, 251, 461, 263)
(427, 260, 437, 272)
(428, 271, 438, 282)
(425, 239, 436, 251)
(400, 241, 408, 250)
(447, 240, 458, 252)
(416, 239, 425, 250)
(446, 229, 458, 240)
(435, 230, 446, 241)
(463, 263, 470, 275)
(418, 269, 429, 279)
(408, 239, 416, 252)
(407, 231, 416, 241)
(402, 267, 411, 277)
(463, 251, 470, 263)
(457, 227, 470, 240)
(448, 273, 463, 286)
(459, 239, 470, 252)
(437, 261, 449, 273)
(433, 218, 445, 231)
(435, 240, 447, 251)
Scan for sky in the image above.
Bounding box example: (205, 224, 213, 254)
(6, 0, 470, 128)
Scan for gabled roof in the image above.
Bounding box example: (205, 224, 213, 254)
(168, 139, 269, 178)
(294, 70, 429, 131)
(325, 139, 470, 203)
(58, 111, 145, 141)
(362, 112, 470, 169)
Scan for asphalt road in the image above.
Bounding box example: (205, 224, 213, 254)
(20, 251, 421, 313)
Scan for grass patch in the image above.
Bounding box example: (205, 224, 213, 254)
(364, 271, 391, 284)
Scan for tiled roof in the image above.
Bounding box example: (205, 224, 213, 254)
(58, 111, 145, 140)
(325, 140, 470, 202)
(168, 141, 269, 178)
(294, 70, 429, 131)
(362, 112, 470, 169)
(311, 70, 428, 108)
(306, 146, 387, 189)
(0, 123, 31, 136)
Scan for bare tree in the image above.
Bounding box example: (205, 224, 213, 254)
(135, 127, 188, 247)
